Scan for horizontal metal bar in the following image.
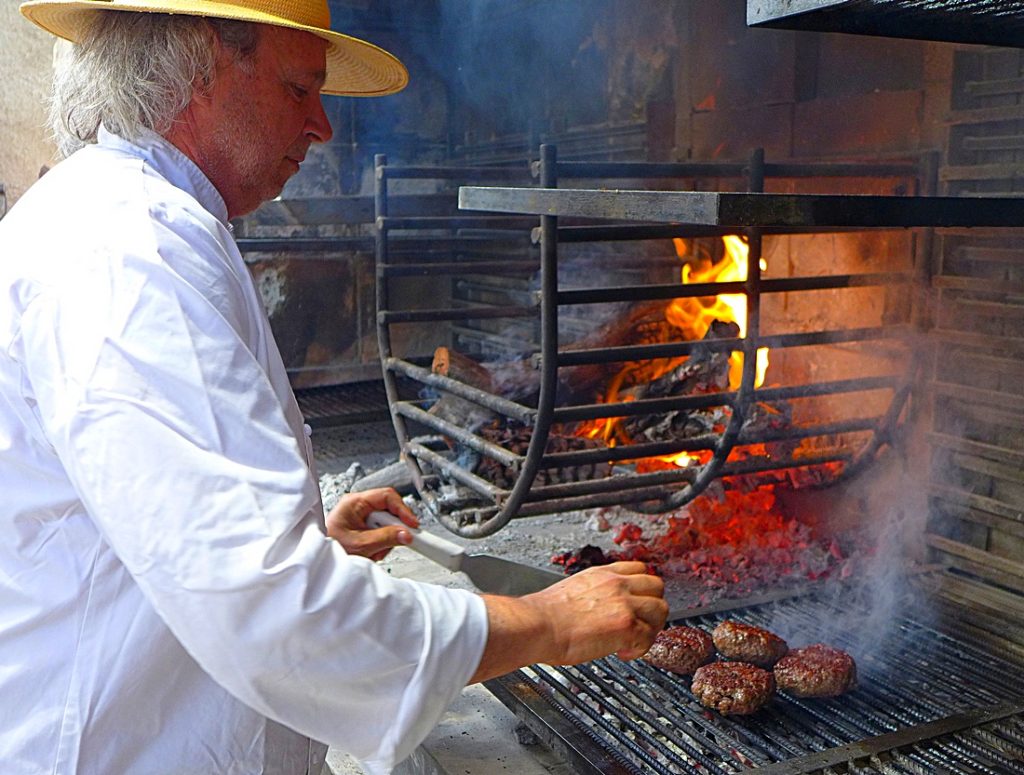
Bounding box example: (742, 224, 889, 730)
(552, 376, 896, 425)
(552, 224, 747, 243)
(404, 441, 506, 501)
(459, 187, 1024, 228)
(719, 449, 851, 477)
(933, 275, 1024, 295)
(555, 338, 742, 368)
(749, 703, 1024, 775)
(930, 329, 1024, 359)
(965, 75, 1024, 98)
(377, 215, 536, 231)
(556, 326, 907, 368)
(557, 280, 745, 305)
(392, 402, 522, 469)
(379, 165, 533, 182)
(382, 260, 540, 277)
(551, 392, 734, 424)
(554, 160, 918, 180)
(378, 305, 538, 324)
(384, 235, 533, 250)
(384, 358, 536, 423)
(755, 375, 900, 401)
(557, 273, 910, 306)
(928, 482, 1024, 528)
(540, 434, 719, 467)
(759, 326, 909, 348)
(512, 482, 701, 516)
(963, 133, 1024, 152)
(737, 415, 879, 443)
(520, 468, 698, 502)
(236, 237, 375, 253)
(551, 223, 912, 242)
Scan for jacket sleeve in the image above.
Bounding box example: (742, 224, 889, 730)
(16, 213, 488, 770)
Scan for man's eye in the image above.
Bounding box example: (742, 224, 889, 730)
(291, 84, 309, 99)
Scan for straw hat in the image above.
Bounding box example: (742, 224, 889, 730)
(19, 0, 408, 97)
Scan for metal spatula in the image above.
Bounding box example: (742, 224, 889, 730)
(367, 511, 564, 596)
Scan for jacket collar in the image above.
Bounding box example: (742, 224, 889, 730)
(97, 126, 230, 226)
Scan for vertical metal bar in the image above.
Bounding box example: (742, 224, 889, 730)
(636, 148, 765, 513)
(482, 144, 561, 533)
(374, 154, 430, 501)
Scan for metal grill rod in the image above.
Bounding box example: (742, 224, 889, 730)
(486, 588, 1024, 775)
(376, 147, 920, 535)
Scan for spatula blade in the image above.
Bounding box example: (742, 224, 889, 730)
(459, 553, 564, 596)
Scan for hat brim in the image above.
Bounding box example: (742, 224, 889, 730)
(20, 0, 409, 97)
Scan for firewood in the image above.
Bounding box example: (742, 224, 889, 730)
(619, 320, 738, 443)
(560, 300, 678, 398)
(432, 347, 497, 392)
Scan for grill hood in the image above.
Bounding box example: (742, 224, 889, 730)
(747, 0, 1024, 48)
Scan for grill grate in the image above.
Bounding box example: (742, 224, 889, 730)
(295, 381, 390, 428)
(487, 579, 1024, 774)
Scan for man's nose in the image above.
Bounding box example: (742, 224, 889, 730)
(307, 96, 333, 144)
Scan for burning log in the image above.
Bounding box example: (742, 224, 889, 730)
(559, 300, 683, 398)
(430, 297, 681, 413)
(431, 346, 541, 404)
(427, 346, 540, 432)
(620, 320, 738, 444)
(432, 346, 498, 391)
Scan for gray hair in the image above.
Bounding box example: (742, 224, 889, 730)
(49, 12, 260, 158)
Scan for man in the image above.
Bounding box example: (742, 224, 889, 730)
(0, 2, 667, 774)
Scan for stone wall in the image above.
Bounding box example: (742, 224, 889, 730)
(0, 5, 58, 213)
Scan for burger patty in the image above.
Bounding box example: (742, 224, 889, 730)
(691, 661, 776, 715)
(642, 626, 715, 675)
(712, 620, 789, 667)
(774, 643, 857, 697)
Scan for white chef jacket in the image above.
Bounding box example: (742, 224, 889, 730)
(0, 128, 488, 775)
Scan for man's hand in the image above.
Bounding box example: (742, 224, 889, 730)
(325, 488, 418, 561)
(470, 561, 667, 683)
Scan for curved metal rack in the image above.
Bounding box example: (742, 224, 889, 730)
(375, 146, 946, 537)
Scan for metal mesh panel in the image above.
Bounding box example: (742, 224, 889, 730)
(488, 578, 1024, 774)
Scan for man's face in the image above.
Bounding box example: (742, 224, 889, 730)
(193, 25, 334, 218)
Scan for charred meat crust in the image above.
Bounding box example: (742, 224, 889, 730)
(691, 661, 776, 715)
(774, 643, 857, 697)
(711, 620, 789, 667)
(642, 626, 715, 675)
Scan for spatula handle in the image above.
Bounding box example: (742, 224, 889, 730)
(366, 510, 465, 572)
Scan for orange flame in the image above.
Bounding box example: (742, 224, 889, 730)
(575, 237, 770, 471)
(648, 237, 769, 470)
(669, 235, 769, 389)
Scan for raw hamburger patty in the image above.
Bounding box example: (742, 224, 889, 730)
(712, 620, 789, 667)
(774, 643, 857, 697)
(643, 626, 715, 675)
(691, 661, 775, 715)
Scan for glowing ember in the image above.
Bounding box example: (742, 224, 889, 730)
(553, 487, 855, 605)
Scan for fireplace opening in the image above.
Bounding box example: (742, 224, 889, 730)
(375, 147, 928, 544)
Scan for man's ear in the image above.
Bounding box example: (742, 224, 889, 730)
(192, 22, 236, 99)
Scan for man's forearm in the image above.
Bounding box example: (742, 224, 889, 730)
(468, 561, 668, 684)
